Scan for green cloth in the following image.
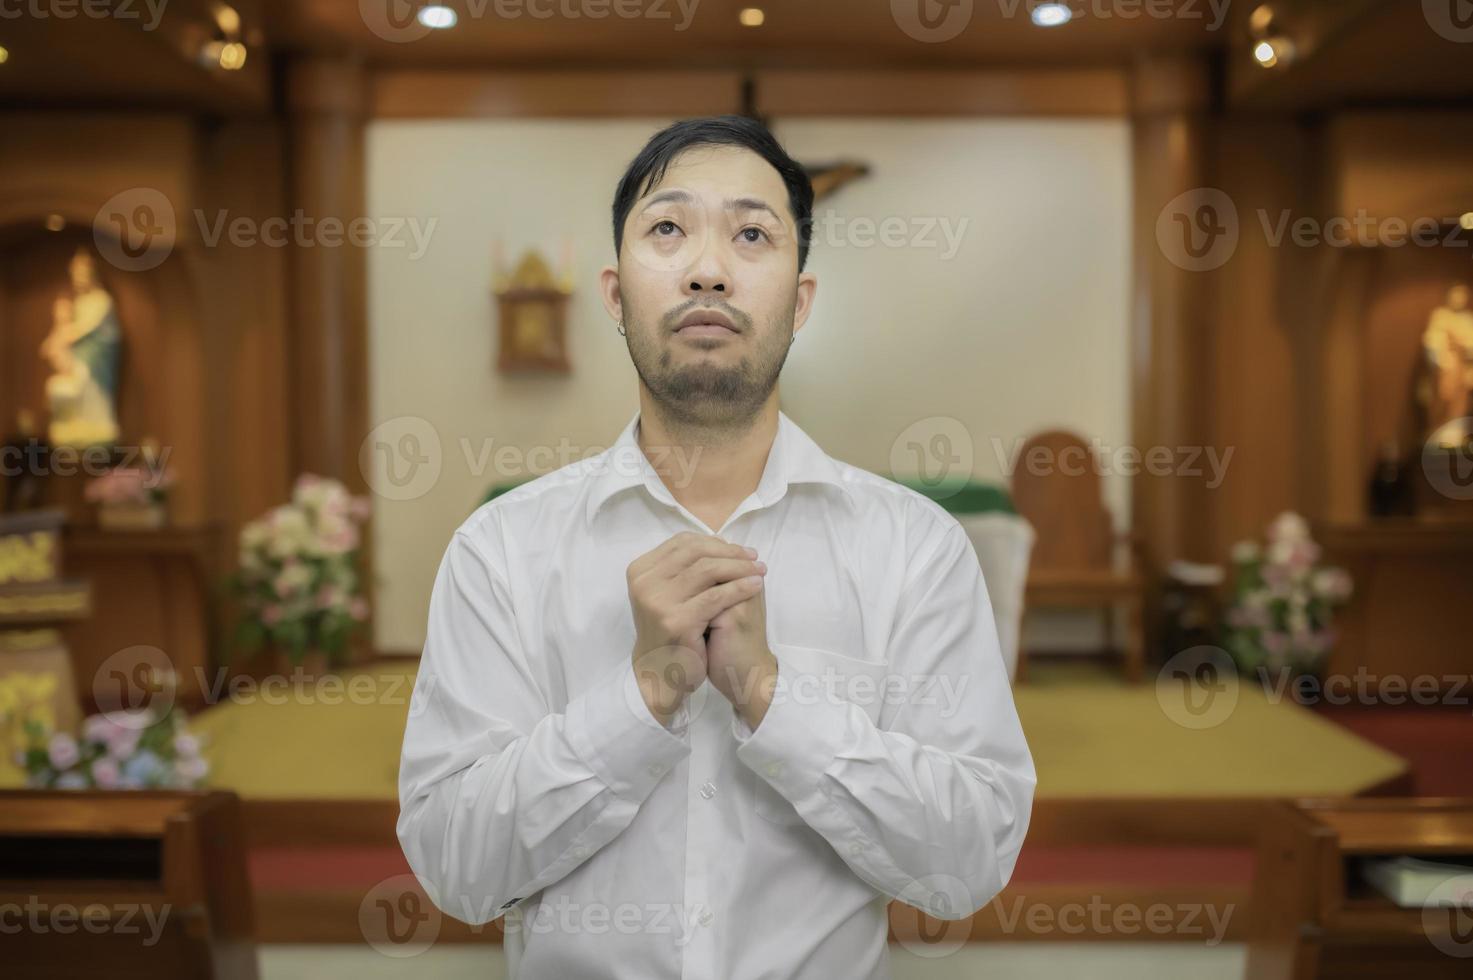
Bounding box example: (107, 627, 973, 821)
(893, 478, 1015, 515)
(481, 481, 528, 508)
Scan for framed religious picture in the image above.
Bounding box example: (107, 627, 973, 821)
(494, 249, 572, 374)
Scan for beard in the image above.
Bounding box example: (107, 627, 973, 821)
(624, 295, 793, 430)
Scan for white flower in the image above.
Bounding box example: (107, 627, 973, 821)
(1267, 511, 1310, 544)
(1231, 540, 1260, 563)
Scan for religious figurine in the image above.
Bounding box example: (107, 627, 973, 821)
(493, 247, 572, 373)
(1419, 283, 1473, 449)
(40, 250, 122, 449)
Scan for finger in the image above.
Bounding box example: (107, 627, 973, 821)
(670, 557, 765, 599)
(687, 575, 764, 622)
(627, 531, 701, 581)
(652, 535, 756, 580)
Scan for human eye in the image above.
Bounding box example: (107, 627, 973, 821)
(737, 225, 770, 244)
(650, 219, 683, 237)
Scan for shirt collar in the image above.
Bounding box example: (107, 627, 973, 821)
(585, 410, 853, 525)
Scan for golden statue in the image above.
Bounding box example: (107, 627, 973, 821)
(1420, 283, 1473, 449)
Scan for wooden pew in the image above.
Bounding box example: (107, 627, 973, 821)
(0, 790, 258, 979)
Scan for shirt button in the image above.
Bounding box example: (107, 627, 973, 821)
(647, 763, 665, 777)
(698, 909, 714, 926)
(849, 842, 865, 856)
(699, 780, 717, 800)
(765, 762, 783, 777)
(572, 846, 589, 859)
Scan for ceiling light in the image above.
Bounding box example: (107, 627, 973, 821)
(1253, 37, 1294, 68)
(217, 40, 247, 70)
(1031, 3, 1073, 27)
(1248, 4, 1275, 38)
(0, 45, 9, 65)
(417, 5, 457, 29)
(214, 3, 241, 36)
(46, 214, 65, 232)
(739, 7, 764, 27)
(1460, 212, 1473, 231)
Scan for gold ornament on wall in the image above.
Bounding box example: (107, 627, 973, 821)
(492, 242, 572, 374)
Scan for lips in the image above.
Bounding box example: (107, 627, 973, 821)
(675, 309, 738, 335)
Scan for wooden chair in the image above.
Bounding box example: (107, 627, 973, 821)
(1011, 430, 1145, 682)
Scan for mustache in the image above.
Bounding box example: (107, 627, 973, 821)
(660, 299, 752, 333)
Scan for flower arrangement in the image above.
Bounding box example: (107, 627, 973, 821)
(84, 440, 174, 529)
(1, 673, 208, 790)
(233, 474, 371, 667)
(1224, 512, 1353, 680)
(83, 466, 173, 507)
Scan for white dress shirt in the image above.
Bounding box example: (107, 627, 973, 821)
(397, 410, 1036, 980)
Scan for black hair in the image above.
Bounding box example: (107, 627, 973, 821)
(611, 115, 815, 272)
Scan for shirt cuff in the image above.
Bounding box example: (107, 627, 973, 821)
(564, 656, 691, 802)
(731, 645, 854, 800)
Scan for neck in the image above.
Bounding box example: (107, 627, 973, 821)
(636, 387, 780, 533)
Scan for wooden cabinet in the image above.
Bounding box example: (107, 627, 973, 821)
(1246, 797, 1473, 979)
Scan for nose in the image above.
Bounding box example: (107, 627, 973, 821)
(683, 239, 730, 296)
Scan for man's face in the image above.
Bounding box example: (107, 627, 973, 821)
(602, 144, 817, 428)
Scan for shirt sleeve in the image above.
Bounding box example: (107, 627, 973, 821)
(397, 524, 692, 925)
(730, 517, 1036, 921)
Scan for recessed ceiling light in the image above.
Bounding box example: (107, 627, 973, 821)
(739, 7, 764, 28)
(1248, 4, 1275, 38)
(1461, 212, 1473, 231)
(217, 41, 247, 70)
(1251, 38, 1295, 68)
(0, 45, 9, 65)
(417, 5, 457, 29)
(1031, 3, 1073, 27)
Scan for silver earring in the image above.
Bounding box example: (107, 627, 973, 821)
(617, 321, 626, 336)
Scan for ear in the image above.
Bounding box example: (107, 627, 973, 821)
(791, 271, 818, 337)
(598, 264, 623, 325)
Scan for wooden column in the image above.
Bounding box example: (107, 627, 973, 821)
(1128, 56, 1215, 566)
(285, 58, 370, 491)
(285, 58, 375, 659)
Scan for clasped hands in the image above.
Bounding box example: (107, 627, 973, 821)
(626, 532, 779, 732)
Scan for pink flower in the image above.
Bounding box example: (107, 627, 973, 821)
(82, 714, 125, 744)
(48, 733, 80, 770)
(349, 597, 370, 622)
(106, 727, 141, 760)
(349, 496, 372, 521)
(91, 757, 120, 788)
(174, 734, 201, 758)
(1261, 631, 1289, 656)
(262, 604, 284, 626)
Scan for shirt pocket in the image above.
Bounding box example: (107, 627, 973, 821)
(747, 643, 889, 826)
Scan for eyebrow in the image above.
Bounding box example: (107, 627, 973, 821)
(639, 189, 783, 223)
